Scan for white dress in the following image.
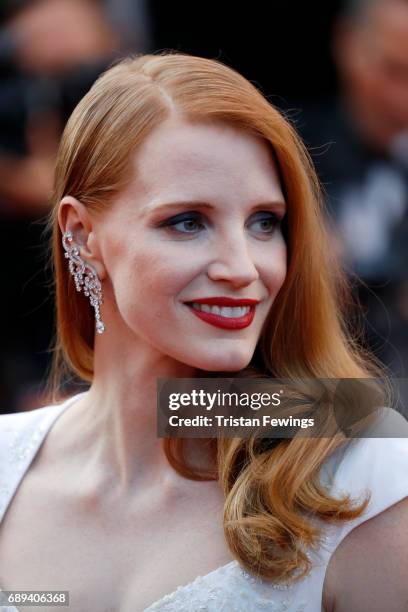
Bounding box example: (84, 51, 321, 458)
(0, 393, 408, 612)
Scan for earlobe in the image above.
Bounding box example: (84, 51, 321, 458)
(62, 230, 106, 334)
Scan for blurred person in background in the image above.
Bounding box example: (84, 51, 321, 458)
(1, 52, 408, 611)
(300, 0, 408, 377)
(0, 0, 152, 412)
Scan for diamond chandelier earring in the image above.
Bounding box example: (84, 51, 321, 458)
(62, 230, 106, 334)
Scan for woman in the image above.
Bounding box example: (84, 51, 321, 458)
(0, 52, 407, 612)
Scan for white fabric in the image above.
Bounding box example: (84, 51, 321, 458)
(1, 395, 408, 612)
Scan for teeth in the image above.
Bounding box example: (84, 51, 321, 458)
(191, 303, 251, 317)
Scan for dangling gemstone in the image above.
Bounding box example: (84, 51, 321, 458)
(96, 320, 106, 334)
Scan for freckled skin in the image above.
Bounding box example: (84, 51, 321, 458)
(94, 117, 287, 372)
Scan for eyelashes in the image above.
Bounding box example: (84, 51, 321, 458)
(157, 210, 284, 237)
(160, 212, 205, 233)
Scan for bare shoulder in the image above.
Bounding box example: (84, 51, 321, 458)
(323, 496, 408, 612)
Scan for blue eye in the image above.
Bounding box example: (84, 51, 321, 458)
(158, 210, 284, 236)
(160, 212, 206, 234)
(248, 212, 282, 234)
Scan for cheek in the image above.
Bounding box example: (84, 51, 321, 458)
(263, 239, 287, 295)
(359, 72, 392, 115)
(111, 245, 197, 321)
(353, 68, 378, 103)
(106, 230, 287, 333)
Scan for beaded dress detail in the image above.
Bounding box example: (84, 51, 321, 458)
(1, 397, 408, 612)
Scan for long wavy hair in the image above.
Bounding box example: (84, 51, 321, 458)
(47, 51, 389, 583)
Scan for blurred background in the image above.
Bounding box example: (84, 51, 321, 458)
(0, 0, 407, 413)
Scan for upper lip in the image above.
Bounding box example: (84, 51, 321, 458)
(185, 297, 260, 306)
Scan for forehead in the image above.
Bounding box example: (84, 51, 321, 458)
(365, 1, 408, 49)
(129, 117, 284, 201)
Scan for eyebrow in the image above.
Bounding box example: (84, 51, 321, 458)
(141, 199, 287, 216)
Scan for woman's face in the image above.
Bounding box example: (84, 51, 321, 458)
(95, 117, 287, 372)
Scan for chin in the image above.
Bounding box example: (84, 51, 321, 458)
(184, 346, 254, 373)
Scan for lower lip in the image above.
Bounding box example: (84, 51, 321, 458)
(186, 304, 256, 330)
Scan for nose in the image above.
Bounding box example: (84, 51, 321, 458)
(206, 234, 259, 288)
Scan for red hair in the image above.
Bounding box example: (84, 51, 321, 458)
(48, 52, 389, 582)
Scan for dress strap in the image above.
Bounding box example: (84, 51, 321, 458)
(0, 395, 84, 523)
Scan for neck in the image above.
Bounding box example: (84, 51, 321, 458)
(69, 338, 199, 494)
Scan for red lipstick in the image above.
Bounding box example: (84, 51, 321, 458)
(184, 297, 260, 330)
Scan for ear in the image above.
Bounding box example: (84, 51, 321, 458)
(58, 196, 107, 280)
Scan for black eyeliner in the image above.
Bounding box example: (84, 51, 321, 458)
(158, 211, 203, 227)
